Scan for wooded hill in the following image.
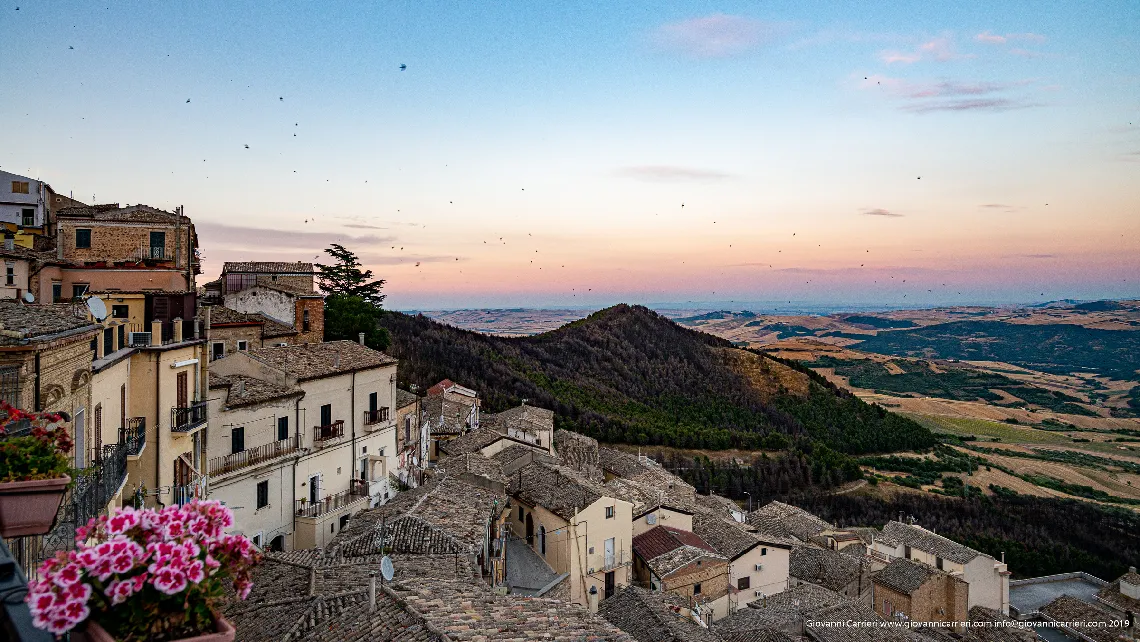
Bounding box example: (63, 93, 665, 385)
(379, 304, 933, 455)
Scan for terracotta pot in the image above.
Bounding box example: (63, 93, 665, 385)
(81, 616, 236, 642)
(0, 475, 70, 537)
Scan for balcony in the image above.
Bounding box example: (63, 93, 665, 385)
(208, 435, 300, 477)
(171, 401, 208, 433)
(312, 420, 344, 448)
(362, 408, 390, 431)
(131, 245, 173, 262)
(119, 417, 146, 457)
(172, 479, 205, 506)
(598, 548, 632, 574)
(295, 485, 368, 519)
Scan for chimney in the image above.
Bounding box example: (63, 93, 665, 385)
(1131, 566, 1137, 575)
(588, 585, 599, 614)
(334, 352, 340, 369)
(193, 318, 200, 339)
(172, 318, 183, 343)
(3, 234, 13, 251)
(235, 379, 245, 396)
(358, 332, 365, 346)
(150, 320, 162, 346)
(368, 573, 377, 612)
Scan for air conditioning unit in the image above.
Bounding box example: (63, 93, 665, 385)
(754, 591, 766, 598)
(754, 564, 763, 571)
(128, 332, 151, 346)
(646, 514, 657, 525)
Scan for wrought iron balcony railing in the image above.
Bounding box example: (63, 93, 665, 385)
(313, 420, 344, 445)
(208, 435, 300, 476)
(119, 417, 145, 456)
(171, 401, 208, 433)
(132, 245, 173, 262)
(362, 407, 390, 426)
(295, 485, 367, 519)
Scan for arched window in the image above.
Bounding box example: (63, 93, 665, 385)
(539, 525, 546, 556)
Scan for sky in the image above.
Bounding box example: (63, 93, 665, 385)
(2, 1, 1139, 311)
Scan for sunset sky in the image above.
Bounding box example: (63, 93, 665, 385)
(3, 1, 1138, 310)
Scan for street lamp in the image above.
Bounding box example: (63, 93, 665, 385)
(742, 491, 752, 515)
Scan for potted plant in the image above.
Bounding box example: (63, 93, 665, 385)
(0, 401, 73, 537)
(26, 501, 262, 641)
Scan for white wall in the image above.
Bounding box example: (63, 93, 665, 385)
(0, 171, 43, 226)
(224, 286, 296, 325)
(733, 544, 790, 608)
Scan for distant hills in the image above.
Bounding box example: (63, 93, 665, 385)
(379, 304, 934, 455)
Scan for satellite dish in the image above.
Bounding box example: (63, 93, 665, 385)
(22, 292, 34, 303)
(86, 297, 108, 321)
(380, 555, 394, 582)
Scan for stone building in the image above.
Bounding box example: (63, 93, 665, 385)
(631, 525, 731, 623)
(43, 204, 200, 300)
(872, 557, 968, 629)
(694, 509, 792, 611)
(789, 544, 871, 601)
(871, 520, 1010, 614)
(207, 340, 399, 550)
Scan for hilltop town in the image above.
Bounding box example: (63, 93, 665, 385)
(1, 172, 1137, 641)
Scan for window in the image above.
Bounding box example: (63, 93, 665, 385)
(75, 228, 91, 249)
(936, 556, 943, 570)
(111, 305, 130, 318)
(211, 342, 224, 361)
(761, 547, 767, 556)
(904, 545, 912, 559)
(277, 416, 289, 442)
(52, 282, 61, 303)
(738, 576, 750, 591)
(5, 264, 13, 286)
(256, 480, 269, 509)
(72, 284, 88, 299)
(605, 506, 615, 519)
(518, 506, 524, 521)
(149, 231, 166, 259)
(693, 583, 702, 596)
(225, 273, 256, 293)
(103, 327, 114, 355)
(320, 404, 332, 427)
(251, 533, 262, 547)
(21, 209, 34, 226)
(117, 324, 125, 351)
(237, 340, 248, 351)
(302, 308, 310, 332)
(231, 426, 245, 454)
(11, 181, 29, 194)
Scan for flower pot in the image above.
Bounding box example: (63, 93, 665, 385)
(81, 616, 236, 642)
(0, 474, 70, 537)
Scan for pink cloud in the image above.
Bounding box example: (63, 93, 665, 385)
(975, 31, 1007, 44)
(653, 14, 781, 58)
(878, 35, 973, 64)
(976, 31, 1047, 47)
(879, 51, 921, 64)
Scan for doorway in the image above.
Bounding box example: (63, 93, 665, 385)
(605, 571, 615, 599)
(525, 513, 534, 546)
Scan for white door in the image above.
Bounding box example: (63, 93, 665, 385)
(604, 537, 615, 568)
(73, 409, 85, 468)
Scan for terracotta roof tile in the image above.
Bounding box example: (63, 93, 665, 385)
(881, 521, 982, 565)
(222, 261, 314, 274)
(0, 301, 100, 345)
(245, 340, 396, 381)
(598, 585, 721, 642)
(509, 462, 609, 521)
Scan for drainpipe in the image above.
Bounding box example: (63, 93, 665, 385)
(292, 395, 302, 540)
(350, 371, 357, 485)
(33, 352, 41, 411)
(154, 351, 162, 506)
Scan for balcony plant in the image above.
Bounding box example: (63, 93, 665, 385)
(0, 401, 73, 537)
(26, 501, 262, 641)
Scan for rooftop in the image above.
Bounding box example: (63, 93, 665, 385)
(873, 558, 944, 595)
(0, 301, 100, 345)
(1038, 595, 1126, 642)
(692, 510, 776, 561)
(713, 609, 797, 642)
(1098, 578, 1140, 613)
(331, 514, 469, 559)
(245, 340, 397, 381)
(744, 582, 851, 628)
(436, 426, 505, 457)
(396, 389, 419, 410)
(748, 501, 834, 543)
(880, 521, 984, 565)
(509, 461, 612, 521)
(389, 576, 633, 641)
(1009, 573, 1106, 615)
(422, 395, 472, 435)
(209, 374, 303, 409)
(597, 585, 721, 642)
(790, 545, 868, 593)
(634, 525, 716, 560)
(56, 203, 192, 225)
(222, 261, 314, 274)
(483, 403, 554, 433)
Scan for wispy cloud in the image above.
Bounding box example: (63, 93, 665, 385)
(342, 223, 389, 230)
(197, 222, 392, 249)
(902, 98, 1041, 113)
(615, 165, 734, 182)
(861, 208, 904, 218)
(653, 14, 782, 58)
(980, 203, 1022, 212)
(857, 75, 1043, 114)
(1020, 254, 1057, 259)
(879, 35, 973, 65)
(975, 31, 1047, 45)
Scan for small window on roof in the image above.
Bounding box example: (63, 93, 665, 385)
(11, 181, 29, 194)
(75, 228, 91, 249)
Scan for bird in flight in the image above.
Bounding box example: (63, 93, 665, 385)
(400, 64, 407, 71)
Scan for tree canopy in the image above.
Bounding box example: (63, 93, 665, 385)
(316, 243, 387, 305)
(316, 244, 390, 350)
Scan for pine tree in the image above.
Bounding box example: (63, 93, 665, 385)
(316, 244, 390, 350)
(316, 243, 386, 305)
